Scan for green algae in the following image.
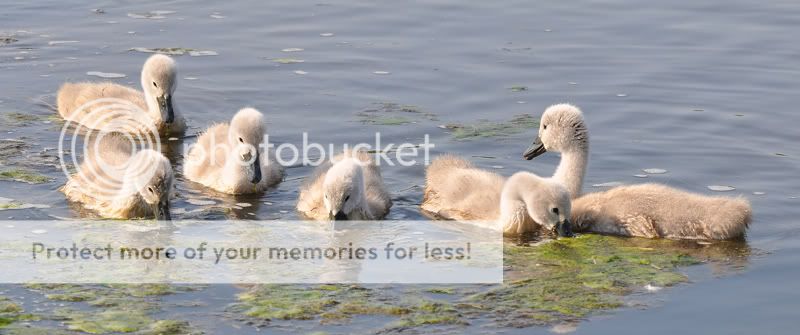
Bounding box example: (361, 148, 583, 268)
(468, 235, 702, 327)
(234, 285, 465, 327)
(56, 308, 151, 334)
(30, 284, 186, 306)
(321, 300, 410, 321)
(0, 198, 49, 211)
(1, 112, 60, 131)
(2, 112, 50, 126)
(22, 284, 197, 334)
(444, 114, 538, 140)
(45, 291, 96, 302)
(86, 296, 133, 308)
(369, 116, 412, 125)
(110, 284, 181, 297)
(425, 288, 456, 295)
(0, 169, 52, 184)
(232, 235, 724, 331)
(0, 299, 23, 315)
(50, 315, 192, 335)
(0, 202, 22, 209)
(31, 285, 154, 313)
(141, 320, 193, 335)
(238, 286, 338, 320)
(504, 235, 700, 288)
(0, 137, 62, 170)
(393, 300, 464, 327)
(40, 284, 178, 303)
(0, 296, 38, 330)
(357, 102, 438, 125)
(45, 114, 65, 124)
(0, 140, 27, 164)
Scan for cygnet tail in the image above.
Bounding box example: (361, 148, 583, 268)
(704, 196, 752, 239)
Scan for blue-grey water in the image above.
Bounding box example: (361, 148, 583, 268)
(1, 0, 799, 333)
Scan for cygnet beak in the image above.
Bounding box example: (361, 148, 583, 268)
(330, 210, 348, 221)
(153, 199, 171, 221)
(250, 153, 262, 184)
(157, 94, 174, 124)
(523, 135, 547, 160)
(556, 219, 574, 237)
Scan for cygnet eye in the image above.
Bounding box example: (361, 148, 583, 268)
(147, 186, 155, 194)
(345, 195, 351, 202)
(543, 124, 548, 130)
(551, 207, 559, 214)
(238, 137, 244, 143)
(152, 81, 158, 88)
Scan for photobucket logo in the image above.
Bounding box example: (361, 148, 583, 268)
(58, 98, 162, 203)
(183, 132, 435, 168)
(273, 132, 434, 167)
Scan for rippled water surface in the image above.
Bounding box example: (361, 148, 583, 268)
(1, 0, 799, 333)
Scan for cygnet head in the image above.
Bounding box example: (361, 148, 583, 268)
(322, 158, 365, 220)
(141, 54, 177, 124)
(124, 149, 173, 220)
(523, 103, 588, 160)
(505, 172, 573, 237)
(229, 108, 267, 184)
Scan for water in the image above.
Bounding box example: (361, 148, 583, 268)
(1, 0, 799, 333)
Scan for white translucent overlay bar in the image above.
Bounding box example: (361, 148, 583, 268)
(0, 220, 503, 284)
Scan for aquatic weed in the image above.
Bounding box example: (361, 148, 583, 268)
(357, 102, 438, 125)
(444, 114, 538, 140)
(0, 169, 52, 184)
(234, 285, 462, 327)
(0, 296, 38, 330)
(474, 235, 703, 326)
(229, 235, 746, 331)
(21, 284, 196, 334)
(3, 112, 48, 126)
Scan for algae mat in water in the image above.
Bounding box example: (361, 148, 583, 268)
(443, 114, 538, 140)
(0, 296, 39, 332)
(0, 284, 198, 334)
(0, 169, 52, 184)
(232, 235, 749, 331)
(233, 284, 465, 332)
(357, 102, 438, 126)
